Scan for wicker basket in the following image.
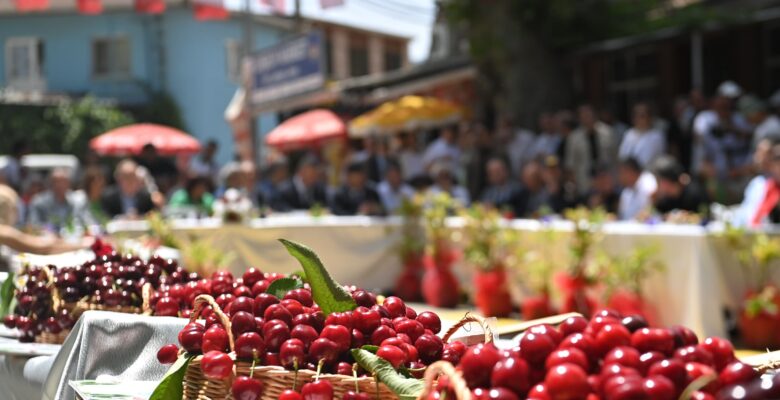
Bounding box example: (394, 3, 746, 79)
(417, 361, 473, 400)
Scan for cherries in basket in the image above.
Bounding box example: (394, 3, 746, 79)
(427, 309, 780, 400)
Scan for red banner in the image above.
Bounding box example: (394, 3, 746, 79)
(14, 0, 48, 12)
(135, 0, 165, 14)
(77, 0, 102, 14)
(194, 3, 229, 20)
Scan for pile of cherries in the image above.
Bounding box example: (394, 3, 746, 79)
(3, 248, 195, 342)
(428, 310, 780, 400)
(156, 268, 446, 400)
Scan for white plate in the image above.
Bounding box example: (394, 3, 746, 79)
(70, 379, 158, 400)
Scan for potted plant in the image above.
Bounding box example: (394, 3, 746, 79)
(597, 244, 663, 325)
(508, 227, 559, 320)
(556, 207, 606, 317)
(461, 204, 513, 317)
(393, 196, 425, 301)
(420, 193, 460, 308)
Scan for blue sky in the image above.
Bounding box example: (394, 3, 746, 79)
(225, 0, 437, 63)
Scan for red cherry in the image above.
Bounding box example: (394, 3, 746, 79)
(527, 384, 550, 400)
(560, 316, 589, 337)
(544, 363, 589, 400)
(631, 328, 675, 356)
(232, 375, 264, 400)
(336, 361, 353, 376)
(284, 288, 314, 307)
(251, 280, 270, 297)
(377, 345, 407, 368)
(461, 343, 502, 388)
(301, 379, 333, 400)
(484, 388, 520, 400)
(416, 311, 442, 334)
(648, 359, 687, 388)
(621, 314, 649, 332)
(519, 332, 556, 366)
(415, 333, 444, 364)
(669, 325, 699, 347)
(320, 325, 351, 352)
(370, 325, 397, 345)
(401, 343, 419, 363)
(491, 356, 530, 396)
(587, 315, 621, 334)
(593, 324, 631, 357)
(353, 307, 381, 334)
(603, 346, 641, 369)
(685, 362, 719, 393)
(253, 293, 279, 316)
(637, 351, 665, 375)
(264, 352, 281, 366)
(528, 324, 563, 345)
(202, 325, 230, 353)
(235, 332, 265, 361)
(201, 351, 233, 379)
(264, 303, 294, 325)
(545, 348, 590, 371)
(324, 311, 354, 330)
(699, 337, 735, 370)
(342, 390, 369, 400)
(242, 268, 264, 286)
(309, 338, 339, 365)
(643, 376, 675, 400)
(279, 389, 303, 400)
(718, 361, 758, 387)
(599, 363, 641, 393)
(393, 319, 425, 342)
(383, 296, 407, 318)
(157, 344, 179, 364)
(280, 338, 306, 369)
(230, 296, 255, 315)
(558, 333, 597, 361)
(690, 391, 715, 400)
(178, 325, 205, 354)
(154, 296, 179, 316)
(262, 319, 291, 352)
(281, 299, 305, 316)
(602, 375, 647, 400)
(674, 345, 714, 366)
(231, 311, 257, 337)
(290, 324, 319, 349)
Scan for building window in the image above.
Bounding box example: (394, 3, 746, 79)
(384, 50, 402, 71)
(606, 47, 658, 120)
(92, 36, 131, 79)
(349, 37, 369, 77)
(225, 39, 242, 82)
(5, 37, 45, 90)
(765, 23, 780, 93)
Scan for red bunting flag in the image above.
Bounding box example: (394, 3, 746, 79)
(135, 0, 165, 14)
(77, 0, 102, 14)
(14, 0, 48, 12)
(194, 0, 229, 20)
(258, 0, 284, 14)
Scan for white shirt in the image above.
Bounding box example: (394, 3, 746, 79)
(530, 132, 562, 159)
(377, 181, 415, 214)
(423, 138, 460, 170)
(618, 171, 657, 220)
(734, 175, 767, 227)
(507, 129, 536, 175)
(429, 184, 470, 206)
(618, 128, 666, 169)
(2, 158, 21, 189)
(398, 150, 425, 180)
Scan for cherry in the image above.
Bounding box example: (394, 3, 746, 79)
(587, 315, 621, 334)
(491, 356, 530, 396)
(643, 376, 675, 400)
(383, 296, 407, 318)
(2, 315, 16, 329)
(44, 316, 62, 334)
(528, 324, 563, 345)
(325, 311, 354, 330)
(483, 388, 520, 400)
(603, 346, 641, 369)
(699, 337, 735, 371)
(342, 391, 370, 400)
(674, 345, 714, 366)
(232, 376, 264, 400)
(178, 324, 205, 354)
(593, 323, 631, 357)
(264, 352, 281, 366)
(281, 299, 305, 316)
(603, 376, 647, 400)
(353, 307, 381, 334)
(280, 338, 306, 369)
(461, 343, 502, 388)
(377, 345, 407, 368)
(309, 338, 339, 365)
(336, 361, 353, 376)
(718, 361, 758, 387)
(670, 325, 699, 347)
(279, 389, 303, 400)
(637, 351, 665, 375)
(401, 343, 419, 363)
(230, 296, 255, 315)
(370, 325, 397, 345)
(415, 333, 444, 364)
(544, 363, 589, 400)
(685, 362, 719, 393)
(320, 325, 351, 352)
(242, 268, 264, 287)
(416, 311, 442, 334)
(235, 332, 265, 361)
(631, 328, 675, 356)
(394, 319, 425, 342)
(519, 332, 556, 365)
(648, 359, 687, 388)
(291, 324, 319, 348)
(264, 303, 294, 325)
(690, 391, 715, 400)
(157, 344, 179, 364)
(262, 319, 291, 352)
(253, 293, 279, 316)
(351, 329, 366, 348)
(154, 296, 179, 316)
(201, 351, 233, 379)
(251, 280, 271, 297)
(284, 288, 314, 307)
(545, 348, 590, 371)
(202, 325, 230, 353)
(558, 333, 597, 362)
(621, 314, 649, 333)
(351, 289, 376, 308)
(405, 307, 418, 320)
(560, 316, 589, 337)
(231, 311, 257, 337)
(301, 380, 333, 400)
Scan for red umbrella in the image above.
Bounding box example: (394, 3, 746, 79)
(90, 123, 201, 156)
(265, 109, 346, 151)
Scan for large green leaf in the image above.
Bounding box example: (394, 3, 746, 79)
(0, 272, 15, 319)
(266, 277, 304, 299)
(351, 349, 424, 400)
(149, 354, 193, 400)
(278, 239, 356, 316)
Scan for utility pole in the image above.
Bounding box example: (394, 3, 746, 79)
(293, 0, 302, 34)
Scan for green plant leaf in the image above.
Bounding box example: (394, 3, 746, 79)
(266, 277, 304, 299)
(351, 349, 424, 400)
(361, 345, 379, 353)
(291, 270, 308, 283)
(149, 354, 193, 400)
(278, 239, 357, 315)
(0, 272, 15, 319)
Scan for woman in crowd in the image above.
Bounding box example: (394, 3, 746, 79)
(619, 103, 667, 169)
(168, 175, 215, 216)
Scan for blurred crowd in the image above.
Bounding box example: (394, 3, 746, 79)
(4, 80, 780, 231)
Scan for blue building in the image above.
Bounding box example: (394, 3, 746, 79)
(0, 4, 412, 165)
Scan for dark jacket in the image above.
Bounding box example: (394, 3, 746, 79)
(330, 185, 383, 216)
(100, 186, 155, 218)
(269, 180, 328, 212)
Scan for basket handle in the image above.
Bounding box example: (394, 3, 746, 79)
(442, 313, 493, 344)
(191, 294, 235, 352)
(141, 283, 153, 315)
(417, 361, 472, 400)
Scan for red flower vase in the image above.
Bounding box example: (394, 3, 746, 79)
(421, 248, 460, 308)
(395, 254, 423, 302)
(556, 272, 597, 317)
(474, 266, 513, 317)
(522, 293, 556, 321)
(738, 289, 780, 349)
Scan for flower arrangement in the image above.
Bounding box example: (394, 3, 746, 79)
(420, 192, 460, 308)
(508, 227, 560, 320)
(213, 188, 254, 223)
(557, 206, 607, 317)
(393, 196, 425, 301)
(596, 244, 664, 324)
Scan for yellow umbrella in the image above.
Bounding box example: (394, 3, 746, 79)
(349, 95, 464, 137)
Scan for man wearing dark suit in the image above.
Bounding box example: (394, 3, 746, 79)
(331, 162, 384, 216)
(101, 159, 155, 218)
(479, 157, 522, 216)
(269, 156, 328, 212)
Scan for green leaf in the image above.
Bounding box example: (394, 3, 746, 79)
(678, 373, 717, 400)
(361, 345, 379, 353)
(0, 272, 15, 319)
(149, 354, 193, 400)
(351, 349, 424, 400)
(291, 270, 308, 283)
(278, 239, 356, 316)
(265, 277, 304, 299)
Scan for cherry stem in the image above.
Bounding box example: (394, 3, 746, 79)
(250, 357, 257, 379)
(316, 359, 325, 382)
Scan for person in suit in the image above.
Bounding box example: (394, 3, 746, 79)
(479, 156, 521, 215)
(565, 104, 617, 196)
(330, 162, 384, 216)
(270, 156, 328, 212)
(101, 159, 155, 218)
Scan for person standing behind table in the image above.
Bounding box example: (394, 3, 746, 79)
(530, 112, 563, 159)
(423, 127, 460, 172)
(270, 156, 328, 212)
(101, 159, 156, 218)
(377, 160, 415, 214)
(135, 143, 179, 195)
(738, 95, 780, 150)
(3, 140, 30, 193)
(587, 164, 620, 215)
(79, 167, 109, 225)
(397, 132, 425, 181)
(330, 162, 384, 216)
(651, 155, 709, 216)
(479, 157, 522, 215)
(190, 140, 220, 181)
(516, 159, 553, 218)
(748, 141, 780, 226)
(504, 119, 537, 177)
(364, 137, 390, 184)
(565, 104, 616, 196)
(617, 158, 657, 221)
(28, 167, 91, 230)
(430, 161, 471, 207)
(619, 103, 667, 170)
(734, 138, 774, 227)
(168, 176, 215, 216)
